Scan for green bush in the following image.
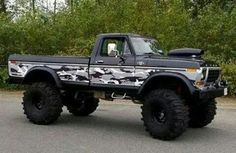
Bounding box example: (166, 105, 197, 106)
(0, 67, 8, 88)
(0, 67, 19, 89)
(222, 64, 236, 96)
(0, 67, 7, 85)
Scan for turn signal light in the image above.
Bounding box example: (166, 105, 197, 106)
(195, 80, 205, 89)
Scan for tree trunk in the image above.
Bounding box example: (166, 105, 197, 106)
(66, 0, 74, 11)
(53, 0, 57, 14)
(31, 0, 36, 14)
(0, 0, 7, 13)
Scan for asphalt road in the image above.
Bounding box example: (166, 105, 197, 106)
(0, 91, 236, 153)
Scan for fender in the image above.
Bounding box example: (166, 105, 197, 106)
(23, 66, 63, 88)
(138, 72, 196, 95)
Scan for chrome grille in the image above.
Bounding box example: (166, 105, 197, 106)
(206, 69, 220, 83)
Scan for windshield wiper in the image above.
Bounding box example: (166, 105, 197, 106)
(143, 52, 161, 56)
(143, 52, 156, 55)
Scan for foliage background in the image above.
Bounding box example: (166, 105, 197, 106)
(0, 0, 235, 95)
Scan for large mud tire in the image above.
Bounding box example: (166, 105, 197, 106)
(22, 82, 63, 125)
(141, 89, 189, 140)
(66, 96, 99, 116)
(189, 99, 217, 128)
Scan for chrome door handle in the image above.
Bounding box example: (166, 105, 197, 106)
(96, 60, 104, 64)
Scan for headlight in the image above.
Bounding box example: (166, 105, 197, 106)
(186, 68, 197, 73)
(201, 74, 204, 79)
(201, 69, 207, 80)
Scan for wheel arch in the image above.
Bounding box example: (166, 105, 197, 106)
(23, 67, 62, 88)
(138, 72, 196, 98)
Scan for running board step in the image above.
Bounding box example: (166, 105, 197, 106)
(111, 92, 127, 99)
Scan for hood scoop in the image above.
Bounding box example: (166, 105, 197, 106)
(168, 48, 204, 59)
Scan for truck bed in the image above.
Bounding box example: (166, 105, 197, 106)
(9, 54, 90, 64)
(8, 54, 91, 85)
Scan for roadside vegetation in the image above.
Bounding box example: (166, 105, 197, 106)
(0, 0, 235, 94)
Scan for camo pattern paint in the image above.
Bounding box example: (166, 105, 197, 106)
(8, 62, 201, 87)
(8, 62, 89, 83)
(90, 67, 142, 86)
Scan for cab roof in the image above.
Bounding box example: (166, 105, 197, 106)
(98, 33, 141, 37)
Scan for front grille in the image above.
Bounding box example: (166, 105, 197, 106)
(206, 69, 220, 82)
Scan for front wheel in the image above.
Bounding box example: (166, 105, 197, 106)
(141, 89, 189, 140)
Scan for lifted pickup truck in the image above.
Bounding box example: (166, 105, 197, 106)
(8, 33, 227, 140)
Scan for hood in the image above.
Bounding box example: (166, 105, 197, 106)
(136, 54, 216, 69)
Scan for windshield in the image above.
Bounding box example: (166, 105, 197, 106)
(130, 37, 163, 55)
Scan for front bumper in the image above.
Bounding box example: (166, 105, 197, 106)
(197, 86, 227, 99)
(192, 80, 228, 100)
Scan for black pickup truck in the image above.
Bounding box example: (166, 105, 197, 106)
(8, 33, 227, 140)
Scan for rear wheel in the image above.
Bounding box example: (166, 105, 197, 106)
(64, 92, 99, 116)
(141, 89, 189, 140)
(188, 99, 217, 128)
(22, 82, 63, 125)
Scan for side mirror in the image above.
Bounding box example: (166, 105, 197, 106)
(158, 50, 164, 55)
(109, 50, 119, 57)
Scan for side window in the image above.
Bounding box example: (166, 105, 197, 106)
(101, 38, 131, 57)
(123, 41, 131, 56)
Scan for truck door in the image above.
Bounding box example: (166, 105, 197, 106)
(90, 36, 137, 88)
